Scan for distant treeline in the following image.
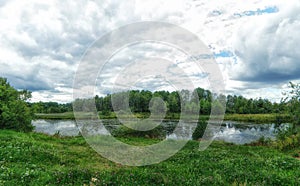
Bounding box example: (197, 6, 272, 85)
(30, 87, 291, 115)
(29, 102, 73, 114)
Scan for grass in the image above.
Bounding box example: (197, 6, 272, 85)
(1, 130, 300, 185)
(35, 112, 76, 120)
(35, 112, 203, 121)
(224, 113, 291, 123)
(35, 112, 292, 124)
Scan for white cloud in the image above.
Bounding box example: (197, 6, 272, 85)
(0, 0, 138, 102)
(231, 1, 300, 87)
(0, 0, 298, 102)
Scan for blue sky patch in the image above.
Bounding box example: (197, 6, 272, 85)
(214, 51, 234, 58)
(234, 6, 279, 17)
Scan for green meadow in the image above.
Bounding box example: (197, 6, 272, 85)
(1, 130, 300, 185)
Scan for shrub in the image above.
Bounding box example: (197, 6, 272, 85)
(272, 125, 300, 151)
(273, 133, 300, 151)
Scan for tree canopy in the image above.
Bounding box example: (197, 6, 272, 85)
(283, 82, 300, 125)
(0, 77, 34, 132)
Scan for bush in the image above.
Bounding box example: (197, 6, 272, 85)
(271, 125, 300, 150)
(0, 77, 34, 132)
(273, 133, 300, 151)
(249, 136, 272, 146)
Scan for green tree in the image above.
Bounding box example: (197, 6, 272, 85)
(200, 99, 211, 114)
(149, 97, 167, 114)
(283, 82, 300, 125)
(0, 78, 34, 132)
(211, 100, 225, 115)
(168, 91, 180, 113)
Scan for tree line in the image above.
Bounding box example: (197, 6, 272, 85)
(0, 75, 299, 132)
(29, 101, 73, 113)
(69, 87, 291, 115)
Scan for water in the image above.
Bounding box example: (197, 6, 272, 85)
(32, 119, 289, 144)
(33, 120, 79, 136)
(32, 119, 119, 136)
(215, 122, 290, 144)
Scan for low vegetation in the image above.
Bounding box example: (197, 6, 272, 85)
(35, 112, 292, 124)
(249, 124, 300, 152)
(1, 130, 300, 185)
(224, 113, 291, 123)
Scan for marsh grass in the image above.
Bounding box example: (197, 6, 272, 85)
(224, 114, 291, 123)
(36, 112, 292, 124)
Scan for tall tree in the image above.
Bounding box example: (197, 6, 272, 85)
(0, 78, 34, 132)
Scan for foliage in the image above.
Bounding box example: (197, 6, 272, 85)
(272, 124, 300, 151)
(273, 133, 300, 151)
(268, 82, 300, 151)
(276, 124, 297, 141)
(249, 136, 272, 146)
(226, 95, 274, 114)
(192, 120, 208, 140)
(92, 88, 289, 115)
(1, 130, 300, 185)
(0, 77, 34, 132)
(30, 101, 72, 114)
(282, 82, 300, 125)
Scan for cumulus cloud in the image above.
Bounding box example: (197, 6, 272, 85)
(232, 1, 300, 84)
(92, 42, 210, 97)
(0, 0, 137, 102)
(0, 0, 298, 102)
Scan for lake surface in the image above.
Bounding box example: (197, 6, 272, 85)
(32, 119, 289, 144)
(215, 122, 289, 144)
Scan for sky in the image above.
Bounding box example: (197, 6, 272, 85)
(0, 0, 299, 103)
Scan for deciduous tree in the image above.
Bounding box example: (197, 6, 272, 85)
(0, 78, 34, 132)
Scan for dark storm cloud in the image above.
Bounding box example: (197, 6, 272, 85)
(5, 74, 51, 91)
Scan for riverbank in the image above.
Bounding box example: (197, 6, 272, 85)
(35, 112, 292, 124)
(1, 130, 300, 185)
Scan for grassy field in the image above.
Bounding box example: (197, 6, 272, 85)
(35, 112, 291, 124)
(1, 130, 300, 185)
